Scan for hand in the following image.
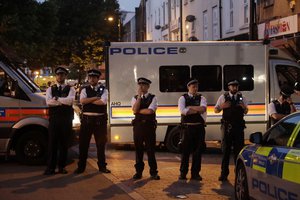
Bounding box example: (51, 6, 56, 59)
(221, 101, 231, 109)
(137, 86, 143, 97)
(286, 97, 293, 105)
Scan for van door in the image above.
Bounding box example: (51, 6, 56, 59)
(269, 59, 300, 105)
(0, 66, 20, 152)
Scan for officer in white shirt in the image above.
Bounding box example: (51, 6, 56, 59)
(44, 67, 75, 175)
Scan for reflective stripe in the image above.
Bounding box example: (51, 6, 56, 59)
(287, 123, 300, 147)
(283, 149, 300, 184)
(252, 147, 273, 173)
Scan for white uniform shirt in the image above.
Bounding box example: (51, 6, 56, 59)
(80, 85, 108, 105)
(178, 93, 207, 122)
(268, 101, 280, 116)
(131, 93, 158, 112)
(46, 83, 75, 107)
(215, 92, 248, 111)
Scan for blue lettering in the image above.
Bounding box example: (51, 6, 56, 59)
(137, 48, 147, 55)
(123, 48, 135, 55)
(153, 47, 165, 54)
(278, 188, 287, 200)
(259, 181, 267, 194)
(110, 48, 121, 55)
(288, 192, 298, 200)
(252, 178, 259, 189)
(168, 47, 178, 54)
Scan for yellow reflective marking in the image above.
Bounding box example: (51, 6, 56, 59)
(255, 146, 272, 156)
(283, 149, 300, 184)
(287, 123, 300, 147)
(252, 164, 266, 173)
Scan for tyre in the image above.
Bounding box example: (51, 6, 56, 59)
(235, 163, 250, 200)
(15, 131, 47, 165)
(166, 126, 181, 153)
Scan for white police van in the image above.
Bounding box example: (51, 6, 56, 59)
(235, 111, 300, 200)
(106, 41, 300, 152)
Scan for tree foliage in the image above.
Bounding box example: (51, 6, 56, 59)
(0, 0, 120, 76)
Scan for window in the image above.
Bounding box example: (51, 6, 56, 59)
(223, 65, 254, 91)
(276, 65, 300, 91)
(203, 10, 208, 40)
(159, 66, 190, 92)
(192, 65, 222, 91)
(230, 0, 233, 28)
(264, 0, 274, 7)
(244, 0, 248, 24)
(212, 6, 219, 40)
(264, 115, 300, 146)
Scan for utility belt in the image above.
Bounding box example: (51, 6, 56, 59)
(81, 113, 107, 122)
(181, 122, 204, 126)
(131, 118, 157, 126)
(221, 119, 246, 131)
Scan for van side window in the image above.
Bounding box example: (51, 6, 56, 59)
(191, 65, 222, 91)
(276, 65, 300, 90)
(0, 68, 13, 97)
(223, 65, 254, 91)
(159, 66, 190, 92)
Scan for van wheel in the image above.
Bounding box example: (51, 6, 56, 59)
(166, 126, 181, 153)
(16, 131, 47, 165)
(235, 163, 250, 200)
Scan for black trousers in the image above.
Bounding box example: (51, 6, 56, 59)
(78, 115, 107, 170)
(220, 123, 245, 177)
(180, 124, 206, 176)
(133, 120, 158, 175)
(47, 117, 72, 170)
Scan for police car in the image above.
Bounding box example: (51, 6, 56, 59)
(235, 112, 300, 200)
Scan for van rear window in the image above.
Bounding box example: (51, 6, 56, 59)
(223, 65, 254, 91)
(192, 65, 222, 91)
(159, 66, 190, 92)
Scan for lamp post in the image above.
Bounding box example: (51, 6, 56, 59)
(107, 15, 121, 41)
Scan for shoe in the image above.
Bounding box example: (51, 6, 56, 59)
(178, 174, 187, 180)
(133, 173, 142, 180)
(74, 168, 85, 174)
(151, 174, 160, 180)
(218, 175, 228, 182)
(58, 168, 68, 174)
(44, 169, 55, 175)
(191, 175, 202, 181)
(99, 167, 111, 173)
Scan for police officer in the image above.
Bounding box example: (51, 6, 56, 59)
(178, 79, 207, 181)
(44, 66, 75, 175)
(131, 77, 160, 180)
(214, 80, 248, 181)
(75, 69, 111, 174)
(268, 89, 296, 125)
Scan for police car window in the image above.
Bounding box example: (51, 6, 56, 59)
(223, 65, 254, 91)
(293, 132, 300, 148)
(276, 65, 300, 90)
(0, 68, 13, 97)
(191, 65, 222, 91)
(159, 66, 190, 92)
(264, 115, 300, 146)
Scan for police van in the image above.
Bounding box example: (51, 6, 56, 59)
(106, 41, 300, 152)
(0, 52, 80, 164)
(235, 111, 300, 200)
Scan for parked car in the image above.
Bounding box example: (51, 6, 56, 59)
(235, 112, 300, 200)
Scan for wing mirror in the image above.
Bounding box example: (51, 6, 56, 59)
(250, 132, 263, 144)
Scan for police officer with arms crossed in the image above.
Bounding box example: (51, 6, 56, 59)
(268, 88, 296, 126)
(131, 77, 160, 180)
(214, 80, 248, 181)
(44, 67, 75, 175)
(178, 79, 207, 181)
(75, 69, 111, 174)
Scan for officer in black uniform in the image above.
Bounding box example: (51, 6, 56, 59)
(214, 80, 248, 181)
(131, 77, 160, 180)
(44, 67, 75, 175)
(268, 88, 296, 125)
(75, 69, 111, 174)
(178, 79, 207, 181)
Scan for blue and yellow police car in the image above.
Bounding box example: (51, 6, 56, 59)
(235, 112, 300, 200)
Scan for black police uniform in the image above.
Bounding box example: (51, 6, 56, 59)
(45, 67, 74, 174)
(77, 83, 110, 173)
(132, 78, 159, 179)
(179, 93, 206, 180)
(270, 100, 291, 125)
(220, 91, 245, 180)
